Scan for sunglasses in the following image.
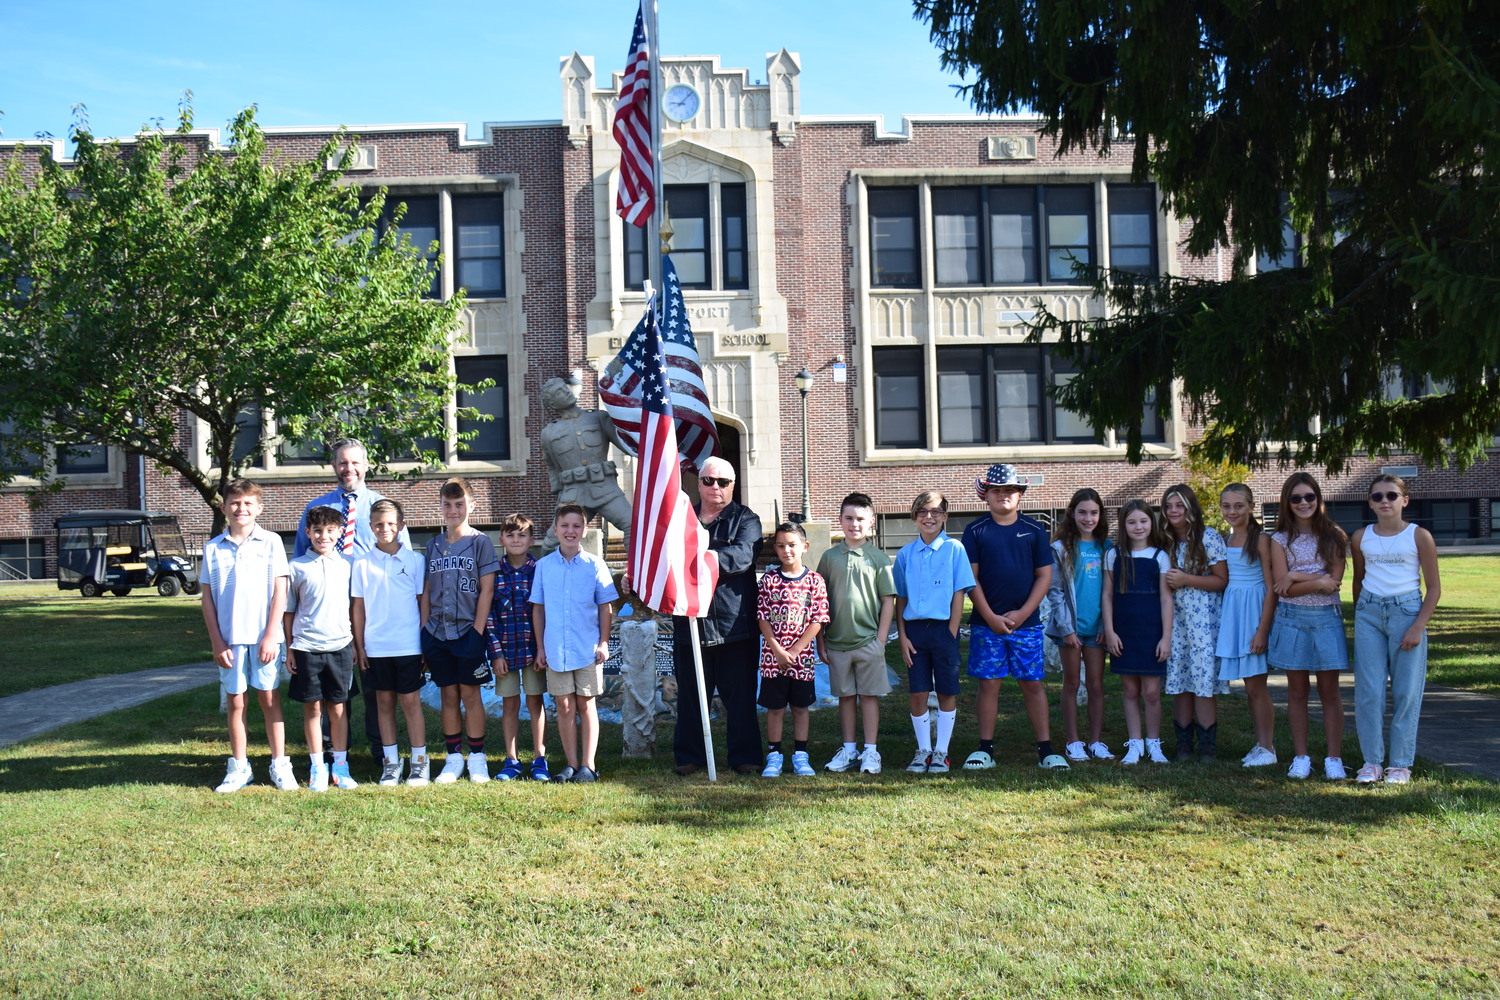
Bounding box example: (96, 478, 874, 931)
(700, 477, 733, 488)
(1370, 491, 1404, 502)
(1288, 492, 1319, 505)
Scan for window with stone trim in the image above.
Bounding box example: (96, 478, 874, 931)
(625, 183, 749, 291)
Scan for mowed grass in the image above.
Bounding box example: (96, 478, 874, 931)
(1, 555, 1497, 998)
(0, 585, 209, 698)
(1417, 554, 1500, 696)
(2, 676, 1498, 999)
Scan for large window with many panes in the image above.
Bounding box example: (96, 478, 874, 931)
(625, 183, 748, 291)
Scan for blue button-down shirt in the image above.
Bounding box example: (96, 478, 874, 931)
(530, 548, 618, 672)
(294, 484, 410, 559)
(893, 533, 975, 621)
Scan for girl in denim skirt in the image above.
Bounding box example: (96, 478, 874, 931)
(1349, 475, 1441, 785)
(1269, 473, 1350, 780)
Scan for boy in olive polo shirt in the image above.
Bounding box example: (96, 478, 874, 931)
(816, 492, 896, 775)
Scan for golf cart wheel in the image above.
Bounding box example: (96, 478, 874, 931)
(111, 587, 132, 597)
(182, 581, 201, 596)
(156, 576, 182, 598)
(79, 578, 103, 598)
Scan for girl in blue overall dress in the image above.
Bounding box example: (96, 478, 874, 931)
(1102, 499, 1175, 765)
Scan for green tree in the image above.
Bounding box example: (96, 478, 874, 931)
(916, 0, 1500, 472)
(0, 107, 475, 532)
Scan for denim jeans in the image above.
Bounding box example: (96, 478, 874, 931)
(1353, 590, 1427, 768)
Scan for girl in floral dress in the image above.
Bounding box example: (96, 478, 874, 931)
(1161, 484, 1228, 760)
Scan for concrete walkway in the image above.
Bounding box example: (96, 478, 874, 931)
(0, 663, 218, 750)
(1261, 672, 1499, 781)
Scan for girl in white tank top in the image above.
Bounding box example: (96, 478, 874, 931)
(1350, 475, 1441, 785)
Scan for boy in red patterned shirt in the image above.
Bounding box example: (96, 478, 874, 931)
(756, 521, 830, 777)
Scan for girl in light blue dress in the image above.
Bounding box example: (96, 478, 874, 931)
(1217, 483, 1278, 767)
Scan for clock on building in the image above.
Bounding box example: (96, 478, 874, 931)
(662, 84, 701, 123)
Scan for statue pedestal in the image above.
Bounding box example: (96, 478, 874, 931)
(618, 618, 659, 757)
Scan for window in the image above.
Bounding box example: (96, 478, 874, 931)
(377, 195, 440, 298)
(0, 417, 41, 476)
(1, 418, 113, 481)
(877, 184, 1124, 288)
(455, 355, 509, 461)
(872, 348, 924, 447)
(452, 194, 504, 297)
(1108, 185, 1157, 276)
(232, 405, 265, 468)
(0, 538, 45, 580)
(1416, 500, 1477, 542)
(869, 188, 920, 287)
(1257, 198, 1299, 272)
(934, 346, 1097, 446)
(55, 444, 109, 474)
(625, 183, 749, 291)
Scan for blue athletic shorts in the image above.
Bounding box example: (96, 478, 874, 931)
(967, 623, 1045, 681)
(905, 619, 961, 695)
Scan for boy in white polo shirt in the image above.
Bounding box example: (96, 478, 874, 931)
(200, 478, 293, 793)
(352, 498, 430, 786)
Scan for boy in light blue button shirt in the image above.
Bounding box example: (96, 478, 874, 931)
(893, 490, 974, 774)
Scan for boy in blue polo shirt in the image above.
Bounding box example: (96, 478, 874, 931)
(960, 464, 1067, 770)
(531, 503, 619, 783)
(894, 490, 974, 774)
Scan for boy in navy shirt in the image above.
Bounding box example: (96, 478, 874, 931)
(960, 464, 1067, 770)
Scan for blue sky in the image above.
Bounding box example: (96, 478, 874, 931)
(0, 0, 979, 143)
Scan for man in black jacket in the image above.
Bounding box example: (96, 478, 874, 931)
(671, 457, 764, 775)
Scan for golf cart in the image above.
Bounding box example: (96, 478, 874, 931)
(55, 510, 201, 598)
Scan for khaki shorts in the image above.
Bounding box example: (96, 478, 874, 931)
(825, 639, 892, 698)
(546, 664, 604, 697)
(495, 663, 543, 698)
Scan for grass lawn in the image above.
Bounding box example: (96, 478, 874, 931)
(0, 585, 209, 698)
(2, 669, 1498, 998)
(1416, 554, 1500, 696)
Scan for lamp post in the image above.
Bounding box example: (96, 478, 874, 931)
(795, 367, 814, 521)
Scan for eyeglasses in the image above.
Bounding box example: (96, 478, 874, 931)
(1288, 492, 1318, 505)
(915, 508, 946, 519)
(700, 477, 733, 488)
(1370, 491, 1404, 502)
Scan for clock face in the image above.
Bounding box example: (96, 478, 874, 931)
(663, 84, 701, 123)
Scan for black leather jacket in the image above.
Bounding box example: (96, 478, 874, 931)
(681, 501, 763, 646)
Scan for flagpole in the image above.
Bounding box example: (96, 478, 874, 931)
(688, 617, 718, 782)
(645, 0, 665, 293)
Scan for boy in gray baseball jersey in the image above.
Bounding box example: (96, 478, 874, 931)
(284, 504, 358, 791)
(419, 477, 499, 784)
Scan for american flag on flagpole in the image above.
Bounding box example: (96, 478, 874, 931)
(600, 255, 720, 467)
(612, 3, 654, 227)
(626, 292, 719, 617)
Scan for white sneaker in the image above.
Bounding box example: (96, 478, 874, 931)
(467, 752, 490, 784)
(1242, 745, 1278, 768)
(435, 752, 467, 784)
(308, 763, 329, 792)
(1120, 739, 1144, 765)
(824, 745, 860, 772)
(1323, 757, 1347, 781)
(269, 756, 299, 791)
(907, 749, 932, 773)
(1064, 740, 1088, 761)
(1087, 741, 1115, 760)
(378, 757, 404, 787)
(1287, 755, 1313, 779)
(1355, 762, 1384, 784)
(406, 754, 431, 787)
(859, 747, 882, 774)
(761, 751, 784, 778)
(1145, 738, 1169, 764)
(214, 757, 253, 793)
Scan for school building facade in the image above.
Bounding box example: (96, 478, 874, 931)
(3, 48, 1497, 580)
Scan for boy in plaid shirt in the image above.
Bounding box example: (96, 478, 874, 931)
(485, 513, 550, 781)
(757, 521, 830, 777)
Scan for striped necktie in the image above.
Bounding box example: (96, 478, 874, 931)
(338, 492, 358, 554)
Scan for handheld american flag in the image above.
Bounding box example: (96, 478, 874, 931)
(612, 3, 654, 227)
(626, 293, 719, 617)
(600, 255, 719, 467)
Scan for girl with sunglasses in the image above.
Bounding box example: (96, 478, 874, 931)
(1349, 475, 1441, 785)
(1269, 473, 1350, 780)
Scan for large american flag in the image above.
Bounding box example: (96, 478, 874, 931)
(627, 292, 719, 617)
(612, 3, 654, 227)
(600, 255, 719, 467)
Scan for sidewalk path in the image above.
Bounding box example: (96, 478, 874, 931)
(1262, 672, 1500, 781)
(0, 663, 218, 750)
